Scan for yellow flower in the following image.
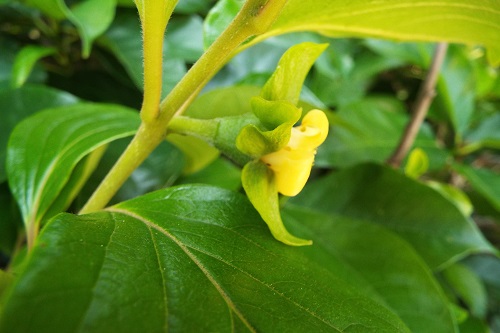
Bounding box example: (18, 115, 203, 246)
(261, 110, 329, 196)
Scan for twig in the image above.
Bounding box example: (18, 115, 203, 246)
(387, 42, 448, 168)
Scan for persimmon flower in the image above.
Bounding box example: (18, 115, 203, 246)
(261, 110, 329, 196)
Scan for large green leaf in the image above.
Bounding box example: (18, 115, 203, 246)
(6, 103, 140, 228)
(316, 98, 448, 170)
(453, 164, 500, 213)
(293, 163, 495, 270)
(247, 0, 500, 65)
(0, 85, 79, 182)
(0, 185, 409, 332)
(283, 206, 457, 333)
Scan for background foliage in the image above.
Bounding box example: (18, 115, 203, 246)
(0, 0, 499, 332)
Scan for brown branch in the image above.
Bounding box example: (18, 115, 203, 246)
(387, 42, 448, 168)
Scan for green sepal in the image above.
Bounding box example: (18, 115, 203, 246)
(261, 42, 328, 104)
(214, 114, 257, 165)
(250, 96, 301, 129)
(236, 97, 301, 158)
(236, 122, 292, 158)
(168, 114, 257, 166)
(242, 160, 312, 246)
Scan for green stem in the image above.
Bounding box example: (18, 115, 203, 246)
(157, 0, 288, 126)
(168, 116, 219, 143)
(80, 0, 288, 213)
(79, 123, 164, 214)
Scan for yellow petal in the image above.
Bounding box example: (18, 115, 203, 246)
(260, 109, 329, 196)
(288, 109, 329, 150)
(261, 149, 315, 196)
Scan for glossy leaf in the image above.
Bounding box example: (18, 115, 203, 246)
(453, 164, 500, 212)
(316, 98, 448, 170)
(6, 103, 140, 228)
(0, 185, 409, 333)
(283, 206, 457, 333)
(10, 45, 55, 88)
(247, 0, 500, 65)
(293, 163, 495, 270)
(0, 85, 79, 182)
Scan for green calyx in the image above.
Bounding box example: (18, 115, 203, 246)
(236, 97, 301, 158)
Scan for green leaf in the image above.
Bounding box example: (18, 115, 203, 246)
(167, 134, 219, 174)
(25, 0, 116, 57)
(175, 157, 241, 191)
(453, 164, 500, 213)
(248, 0, 500, 65)
(0, 185, 409, 332)
(316, 98, 449, 170)
(6, 103, 140, 228)
(442, 263, 488, 318)
(464, 113, 500, 152)
(260, 42, 327, 105)
(184, 85, 260, 119)
(203, 0, 243, 49)
(165, 15, 204, 62)
(77, 138, 185, 207)
(311, 40, 403, 108)
(42, 145, 108, 222)
(426, 181, 473, 218)
(100, 10, 186, 97)
(242, 160, 311, 246)
(283, 206, 457, 333)
(10, 45, 55, 88)
(0, 85, 79, 182)
(0, 38, 45, 90)
(365, 42, 478, 142)
(431, 45, 476, 142)
(0, 269, 13, 299)
(293, 163, 495, 270)
(175, 0, 213, 14)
